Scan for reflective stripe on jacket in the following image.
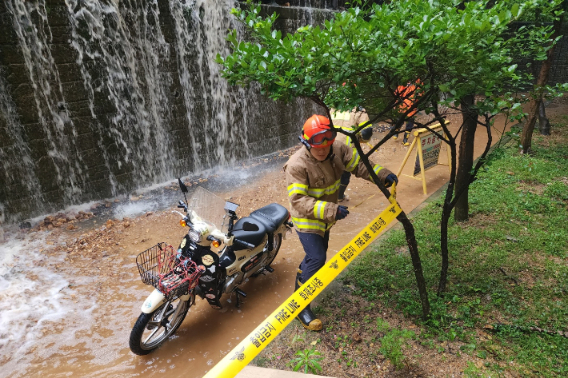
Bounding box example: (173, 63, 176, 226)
(283, 141, 385, 236)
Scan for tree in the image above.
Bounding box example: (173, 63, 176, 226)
(520, 0, 566, 153)
(217, 0, 562, 314)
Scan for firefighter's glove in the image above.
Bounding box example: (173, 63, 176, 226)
(335, 205, 349, 221)
(385, 173, 398, 188)
(360, 127, 373, 142)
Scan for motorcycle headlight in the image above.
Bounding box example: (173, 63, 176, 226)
(188, 229, 201, 243)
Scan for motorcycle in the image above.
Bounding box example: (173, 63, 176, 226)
(129, 179, 292, 355)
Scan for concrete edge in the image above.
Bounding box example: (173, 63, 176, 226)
(236, 366, 335, 378)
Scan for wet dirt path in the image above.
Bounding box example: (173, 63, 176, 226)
(1, 115, 512, 378)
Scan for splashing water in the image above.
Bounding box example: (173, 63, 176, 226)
(0, 233, 72, 360)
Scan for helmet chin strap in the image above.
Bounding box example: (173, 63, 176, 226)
(325, 145, 335, 161)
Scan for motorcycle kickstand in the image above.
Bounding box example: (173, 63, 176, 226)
(235, 288, 247, 308)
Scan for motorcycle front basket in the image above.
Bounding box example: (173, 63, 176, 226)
(135, 242, 201, 299)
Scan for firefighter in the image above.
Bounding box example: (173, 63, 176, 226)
(392, 81, 421, 146)
(284, 115, 397, 331)
(335, 123, 374, 202)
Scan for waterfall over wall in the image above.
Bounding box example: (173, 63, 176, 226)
(0, 0, 333, 224)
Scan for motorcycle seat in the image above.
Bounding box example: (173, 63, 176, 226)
(232, 217, 267, 250)
(250, 203, 289, 232)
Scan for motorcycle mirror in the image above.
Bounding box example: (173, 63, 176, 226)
(178, 178, 188, 193)
(242, 222, 259, 232)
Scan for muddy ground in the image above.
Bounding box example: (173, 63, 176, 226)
(0, 108, 526, 378)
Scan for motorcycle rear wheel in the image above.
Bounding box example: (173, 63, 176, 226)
(264, 232, 283, 267)
(129, 296, 190, 355)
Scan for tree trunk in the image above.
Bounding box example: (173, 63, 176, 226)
(438, 182, 454, 295)
(454, 94, 478, 222)
(350, 136, 431, 320)
(539, 101, 551, 135)
(399, 212, 431, 319)
(520, 12, 563, 153)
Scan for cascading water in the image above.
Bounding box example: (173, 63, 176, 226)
(4, 0, 87, 211)
(0, 0, 320, 224)
(0, 68, 45, 221)
(65, 0, 177, 194)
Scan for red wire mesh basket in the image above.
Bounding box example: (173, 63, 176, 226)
(135, 242, 201, 300)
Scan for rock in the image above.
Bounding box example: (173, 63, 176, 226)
(352, 332, 362, 343)
(19, 221, 32, 229)
(106, 219, 114, 228)
(123, 222, 131, 228)
(146, 212, 153, 217)
(67, 224, 77, 231)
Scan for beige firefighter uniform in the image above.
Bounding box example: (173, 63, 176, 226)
(284, 141, 393, 237)
(335, 124, 371, 148)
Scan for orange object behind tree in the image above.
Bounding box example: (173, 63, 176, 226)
(395, 80, 422, 117)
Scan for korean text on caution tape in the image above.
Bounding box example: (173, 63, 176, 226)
(203, 200, 402, 378)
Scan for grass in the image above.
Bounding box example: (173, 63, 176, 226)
(344, 114, 568, 376)
(251, 113, 568, 377)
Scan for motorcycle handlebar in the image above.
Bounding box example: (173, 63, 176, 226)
(233, 238, 255, 250)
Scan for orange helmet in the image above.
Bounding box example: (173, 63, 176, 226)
(301, 115, 336, 148)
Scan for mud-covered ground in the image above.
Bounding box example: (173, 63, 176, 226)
(1, 108, 520, 377)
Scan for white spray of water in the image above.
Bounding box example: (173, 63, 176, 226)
(114, 200, 160, 220)
(0, 233, 71, 355)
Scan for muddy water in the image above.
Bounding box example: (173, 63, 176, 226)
(1, 117, 510, 378)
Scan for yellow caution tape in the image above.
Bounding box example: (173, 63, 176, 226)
(202, 200, 402, 378)
(389, 182, 397, 203)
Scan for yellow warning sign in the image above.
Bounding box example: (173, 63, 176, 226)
(203, 199, 402, 378)
(396, 123, 451, 195)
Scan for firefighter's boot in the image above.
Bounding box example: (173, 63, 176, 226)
(294, 269, 323, 331)
(402, 131, 410, 146)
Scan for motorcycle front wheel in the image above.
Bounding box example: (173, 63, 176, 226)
(129, 295, 191, 355)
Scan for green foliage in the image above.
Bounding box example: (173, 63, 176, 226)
(291, 332, 305, 344)
(379, 328, 416, 370)
(219, 0, 563, 124)
(344, 116, 568, 376)
(463, 361, 484, 377)
(376, 317, 390, 333)
(289, 347, 324, 374)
